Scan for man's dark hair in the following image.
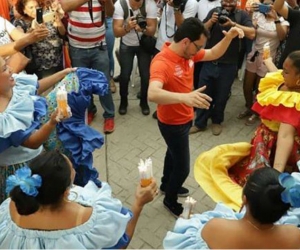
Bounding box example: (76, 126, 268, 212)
(173, 17, 210, 43)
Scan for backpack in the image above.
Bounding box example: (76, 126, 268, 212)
(233, 9, 253, 55)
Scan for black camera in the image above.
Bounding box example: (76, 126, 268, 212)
(136, 14, 147, 29)
(173, 0, 183, 7)
(217, 8, 230, 24)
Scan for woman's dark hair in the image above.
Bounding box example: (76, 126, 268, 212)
(243, 167, 290, 224)
(10, 151, 72, 215)
(15, 0, 32, 18)
(287, 50, 300, 74)
(173, 17, 210, 43)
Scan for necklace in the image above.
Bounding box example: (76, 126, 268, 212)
(245, 219, 275, 231)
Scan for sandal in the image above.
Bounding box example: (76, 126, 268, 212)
(237, 109, 252, 119)
(245, 114, 259, 126)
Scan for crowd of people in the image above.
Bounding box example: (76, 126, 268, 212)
(0, 0, 300, 248)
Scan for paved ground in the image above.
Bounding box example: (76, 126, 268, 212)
(90, 48, 257, 248)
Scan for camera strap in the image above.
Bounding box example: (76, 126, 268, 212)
(165, 6, 176, 38)
(120, 0, 146, 20)
(88, 0, 105, 27)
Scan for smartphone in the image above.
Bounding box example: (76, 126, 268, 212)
(258, 4, 271, 14)
(43, 12, 56, 23)
(36, 7, 43, 24)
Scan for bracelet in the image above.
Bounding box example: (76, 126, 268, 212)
(274, 20, 281, 24)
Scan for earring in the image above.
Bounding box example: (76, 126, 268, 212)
(296, 79, 300, 86)
(64, 190, 78, 202)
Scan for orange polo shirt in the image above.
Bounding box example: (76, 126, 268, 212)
(150, 42, 205, 125)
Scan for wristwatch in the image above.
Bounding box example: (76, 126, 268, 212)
(173, 6, 181, 12)
(274, 20, 281, 24)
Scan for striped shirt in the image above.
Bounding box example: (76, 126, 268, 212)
(67, 0, 106, 48)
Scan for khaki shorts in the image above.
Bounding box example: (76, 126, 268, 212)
(246, 50, 268, 78)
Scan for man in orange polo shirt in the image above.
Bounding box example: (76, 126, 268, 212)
(148, 17, 244, 217)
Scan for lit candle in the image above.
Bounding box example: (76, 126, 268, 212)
(182, 196, 197, 219)
(138, 158, 153, 187)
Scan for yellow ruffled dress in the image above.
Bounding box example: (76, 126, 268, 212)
(194, 71, 300, 211)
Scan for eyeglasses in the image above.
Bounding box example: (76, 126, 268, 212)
(192, 41, 202, 52)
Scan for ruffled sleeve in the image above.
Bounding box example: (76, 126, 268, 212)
(252, 70, 300, 132)
(163, 203, 242, 249)
(13, 73, 39, 95)
(54, 68, 108, 187)
(0, 182, 132, 249)
(0, 74, 47, 153)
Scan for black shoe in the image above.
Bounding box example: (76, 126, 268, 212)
(140, 102, 150, 116)
(152, 111, 157, 120)
(160, 186, 190, 197)
(163, 198, 183, 218)
(113, 75, 120, 82)
(118, 99, 128, 115)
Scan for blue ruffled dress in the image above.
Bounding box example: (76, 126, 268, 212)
(0, 68, 108, 202)
(163, 203, 300, 249)
(41, 68, 109, 187)
(0, 182, 132, 249)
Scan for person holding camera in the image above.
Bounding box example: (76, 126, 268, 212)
(189, 0, 255, 136)
(113, 0, 157, 116)
(155, 0, 198, 52)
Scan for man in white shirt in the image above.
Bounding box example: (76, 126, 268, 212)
(155, 0, 198, 52)
(113, 0, 157, 116)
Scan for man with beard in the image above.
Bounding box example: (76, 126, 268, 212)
(189, 0, 255, 136)
(148, 17, 244, 217)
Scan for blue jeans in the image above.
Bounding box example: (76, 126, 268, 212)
(69, 45, 115, 119)
(194, 62, 237, 128)
(119, 42, 151, 103)
(105, 17, 115, 77)
(158, 120, 192, 203)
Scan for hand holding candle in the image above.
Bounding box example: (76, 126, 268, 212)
(181, 196, 197, 219)
(263, 42, 270, 60)
(56, 85, 72, 121)
(138, 158, 153, 187)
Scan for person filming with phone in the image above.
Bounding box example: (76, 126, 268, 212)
(14, 0, 66, 78)
(236, 0, 289, 125)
